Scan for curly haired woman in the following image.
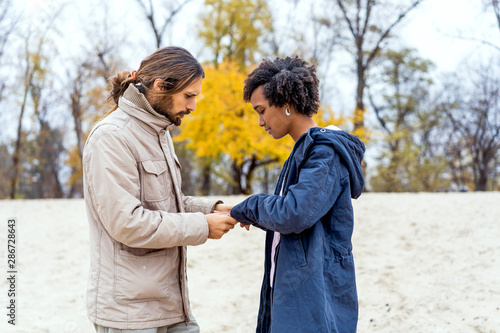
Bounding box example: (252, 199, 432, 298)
(230, 56, 365, 333)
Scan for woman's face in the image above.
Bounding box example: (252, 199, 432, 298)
(250, 85, 291, 140)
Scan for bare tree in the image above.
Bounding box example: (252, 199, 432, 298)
(367, 48, 448, 192)
(69, 63, 90, 160)
(448, 1, 500, 53)
(0, 143, 11, 198)
(62, 2, 128, 198)
(10, 6, 63, 198)
(0, 0, 18, 102)
(10, 34, 37, 199)
(444, 62, 500, 191)
(83, 3, 126, 82)
(0, 0, 16, 64)
(32, 93, 65, 198)
(333, 0, 423, 137)
(68, 4, 126, 161)
(135, 0, 194, 48)
(274, 1, 342, 99)
(489, 0, 500, 30)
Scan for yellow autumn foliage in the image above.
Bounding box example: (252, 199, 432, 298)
(199, 0, 273, 67)
(353, 106, 370, 144)
(176, 61, 292, 165)
(175, 61, 346, 167)
(66, 145, 82, 188)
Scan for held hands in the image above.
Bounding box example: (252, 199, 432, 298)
(205, 212, 238, 239)
(209, 203, 251, 236)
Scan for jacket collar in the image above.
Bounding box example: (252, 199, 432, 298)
(292, 129, 315, 160)
(118, 84, 174, 134)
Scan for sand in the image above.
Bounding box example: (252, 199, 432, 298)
(0, 192, 498, 333)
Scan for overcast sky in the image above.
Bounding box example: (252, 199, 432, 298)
(397, 0, 498, 72)
(19, 0, 498, 64)
(9, 0, 500, 139)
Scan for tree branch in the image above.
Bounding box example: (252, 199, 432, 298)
(442, 33, 500, 53)
(367, 85, 391, 134)
(365, 1, 423, 68)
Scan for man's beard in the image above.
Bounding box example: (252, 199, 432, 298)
(149, 95, 182, 126)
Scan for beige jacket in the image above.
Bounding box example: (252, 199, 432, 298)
(83, 85, 220, 329)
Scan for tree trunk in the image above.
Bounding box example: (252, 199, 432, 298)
(243, 155, 259, 195)
(70, 83, 84, 159)
(201, 163, 211, 195)
(476, 168, 488, 191)
(354, 48, 365, 134)
(10, 82, 30, 199)
(230, 161, 242, 195)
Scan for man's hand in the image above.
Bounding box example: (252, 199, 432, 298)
(214, 203, 234, 213)
(205, 213, 238, 239)
(215, 203, 250, 231)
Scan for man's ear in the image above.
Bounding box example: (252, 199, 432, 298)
(152, 79, 165, 92)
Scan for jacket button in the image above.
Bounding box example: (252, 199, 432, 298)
(142, 266, 146, 270)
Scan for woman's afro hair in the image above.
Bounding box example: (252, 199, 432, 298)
(243, 56, 320, 117)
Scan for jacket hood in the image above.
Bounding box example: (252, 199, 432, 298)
(308, 126, 365, 199)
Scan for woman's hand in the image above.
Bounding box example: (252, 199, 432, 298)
(240, 223, 250, 231)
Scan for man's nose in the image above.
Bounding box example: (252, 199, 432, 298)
(187, 99, 196, 111)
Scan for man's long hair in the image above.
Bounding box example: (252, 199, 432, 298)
(103, 46, 205, 118)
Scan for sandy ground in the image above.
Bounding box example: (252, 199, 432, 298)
(0, 192, 499, 333)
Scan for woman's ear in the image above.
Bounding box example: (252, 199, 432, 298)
(285, 105, 291, 116)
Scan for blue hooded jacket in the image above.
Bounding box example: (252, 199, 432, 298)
(230, 126, 365, 333)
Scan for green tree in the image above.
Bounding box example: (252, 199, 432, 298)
(368, 48, 448, 192)
(331, 0, 423, 141)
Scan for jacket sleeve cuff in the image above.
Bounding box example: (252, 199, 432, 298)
(183, 196, 222, 214)
(210, 200, 224, 212)
(178, 212, 209, 246)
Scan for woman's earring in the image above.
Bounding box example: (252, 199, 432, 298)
(285, 107, 291, 116)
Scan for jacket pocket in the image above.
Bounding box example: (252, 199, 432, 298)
(113, 247, 176, 304)
(291, 234, 307, 267)
(139, 160, 171, 202)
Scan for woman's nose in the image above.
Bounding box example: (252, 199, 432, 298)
(258, 115, 265, 127)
